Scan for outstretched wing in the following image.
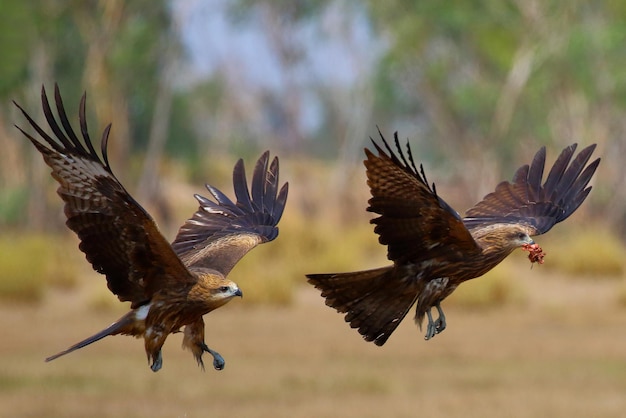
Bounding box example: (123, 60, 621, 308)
(463, 144, 600, 235)
(171, 152, 289, 276)
(15, 84, 195, 307)
(365, 130, 481, 265)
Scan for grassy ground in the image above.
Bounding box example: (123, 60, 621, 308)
(1, 265, 626, 418)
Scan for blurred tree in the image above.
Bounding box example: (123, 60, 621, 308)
(365, 0, 626, 233)
(0, 1, 61, 229)
(1, 0, 177, 230)
(0, 2, 37, 97)
(221, 0, 379, 224)
(229, 0, 331, 152)
(366, 0, 540, 203)
(3, 0, 626, 237)
(70, 0, 175, 172)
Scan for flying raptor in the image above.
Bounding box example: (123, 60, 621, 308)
(307, 131, 599, 346)
(15, 85, 288, 372)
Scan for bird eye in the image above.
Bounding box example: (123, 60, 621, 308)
(517, 232, 526, 240)
(219, 286, 230, 293)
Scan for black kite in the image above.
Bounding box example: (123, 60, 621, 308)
(307, 131, 599, 346)
(15, 85, 288, 371)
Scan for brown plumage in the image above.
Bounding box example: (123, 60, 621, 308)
(15, 85, 288, 372)
(307, 130, 600, 346)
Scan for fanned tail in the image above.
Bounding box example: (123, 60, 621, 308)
(306, 266, 417, 346)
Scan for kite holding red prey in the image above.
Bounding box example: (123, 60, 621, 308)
(308, 131, 599, 345)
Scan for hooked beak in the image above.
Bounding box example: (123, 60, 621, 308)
(234, 288, 243, 298)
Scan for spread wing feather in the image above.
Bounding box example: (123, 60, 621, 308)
(365, 130, 481, 265)
(463, 143, 600, 235)
(526, 146, 545, 200)
(251, 152, 268, 210)
(15, 84, 195, 307)
(233, 160, 254, 212)
(171, 151, 288, 276)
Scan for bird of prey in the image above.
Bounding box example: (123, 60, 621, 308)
(307, 131, 600, 346)
(15, 85, 288, 372)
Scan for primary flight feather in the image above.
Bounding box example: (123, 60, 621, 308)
(307, 130, 599, 346)
(15, 85, 288, 372)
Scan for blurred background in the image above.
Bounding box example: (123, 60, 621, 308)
(1, 1, 626, 417)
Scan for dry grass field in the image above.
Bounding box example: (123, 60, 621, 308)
(1, 160, 624, 417)
(1, 264, 626, 418)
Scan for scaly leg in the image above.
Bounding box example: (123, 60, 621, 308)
(434, 302, 446, 334)
(183, 319, 226, 371)
(200, 342, 225, 370)
(425, 310, 437, 340)
(424, 303, 447, 340)
(150, 349, 163, 372)
(146, 327, 168, 372)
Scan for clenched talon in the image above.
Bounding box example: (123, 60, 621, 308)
(150, 350, 163, 372)
(213, 356, 225, 370)
(434, 303, 447, 333)
(201, 343, 225, 371)
(424, 303, 447, 340)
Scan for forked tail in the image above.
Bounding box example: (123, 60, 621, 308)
(46, 311, 136, 362)
(306, 266, 418, 346)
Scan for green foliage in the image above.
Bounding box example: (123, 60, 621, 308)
(366, 0, 523, 125)
(0, 1, 36, 95)
(365, 0, 626, 178)
(165, 93, 199, 160)
(0, 187, 28, 225)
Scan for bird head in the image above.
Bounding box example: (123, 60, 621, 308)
(211, 279, 243, 299)
(502, 225, 545, 264)
(473, 223, 545, 265)
(472, 223, 535, 251)
(506, 226, 535, 248)
(189, 271, 243, 309)
(207, 277, 242, 309)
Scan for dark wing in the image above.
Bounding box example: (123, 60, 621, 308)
(15, 84, 195, 307)
(366, 130, 481, 265)
(463, 143, 600, 235)
(171, 152, 288, 276)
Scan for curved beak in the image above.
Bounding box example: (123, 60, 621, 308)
(234, 288, 243, 298)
